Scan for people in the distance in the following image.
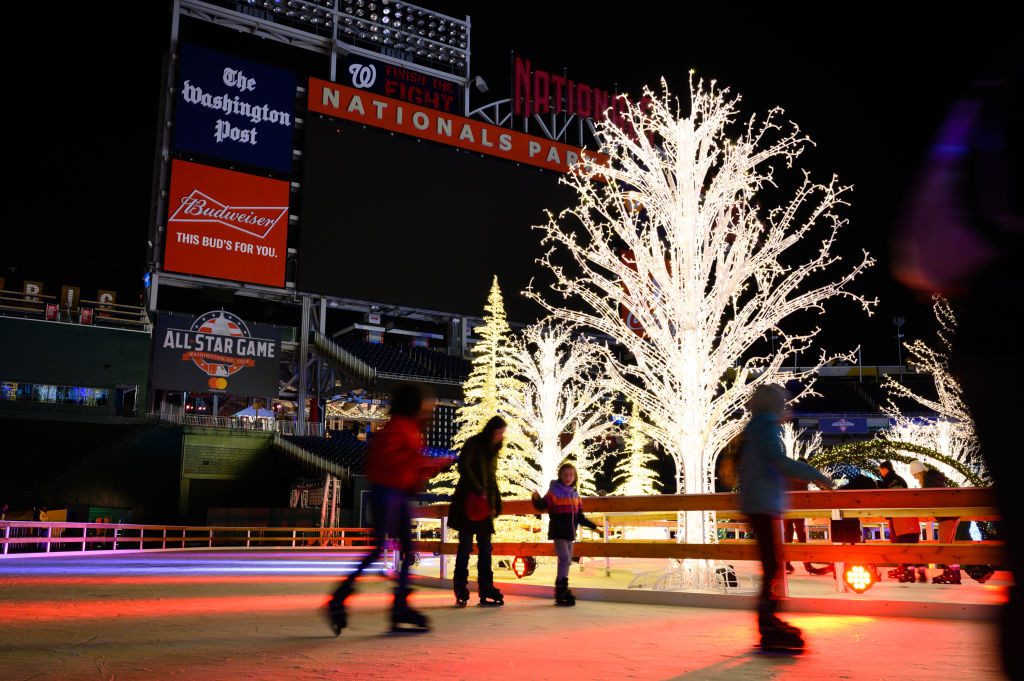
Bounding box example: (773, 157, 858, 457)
(878, 460, 924, 583)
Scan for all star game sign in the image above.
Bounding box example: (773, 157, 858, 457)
(152, 310, 281, 395)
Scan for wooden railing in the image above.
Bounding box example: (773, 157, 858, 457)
(408, 488, 1004, 567)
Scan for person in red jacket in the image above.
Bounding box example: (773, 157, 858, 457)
(326, 383, 451, 634)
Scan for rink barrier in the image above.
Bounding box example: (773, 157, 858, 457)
(0, 522, 374, 556)
(407, 488, 1004, 574)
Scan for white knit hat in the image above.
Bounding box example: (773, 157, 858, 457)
(909, 460, 927, 475)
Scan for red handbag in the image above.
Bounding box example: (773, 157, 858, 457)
(465, 492, 490, 521)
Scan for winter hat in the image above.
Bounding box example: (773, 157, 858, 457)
(909, 460, 927, 475)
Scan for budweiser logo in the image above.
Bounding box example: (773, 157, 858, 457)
(169, 190, 287, 239)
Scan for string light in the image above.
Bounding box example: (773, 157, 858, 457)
(781, 421, 822, 461)
(430, 276, 535, 498)
(879, 295, 985, 486)
(506, 321, 616, 496)
(526, 76, 876, 585)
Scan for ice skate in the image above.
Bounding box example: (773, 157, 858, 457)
(477, 571, 504, 606)
(453, 567, 470, 607)
(390, 588, 430, 633)
(454, 582, 470, 608)
(479, 586, 504, 605)
(932, 567, 962, 584)
(554, 577, 576, 606)
(758, 619, 804, 653)
(325, 596, 347, 636)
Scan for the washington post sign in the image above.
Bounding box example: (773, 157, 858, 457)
(174, 43, 296, 173)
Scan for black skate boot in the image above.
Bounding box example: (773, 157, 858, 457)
(554, 577, 576, 606)
(895, 564, 916, 583)
(932, 566, 962, 584)
(391, 588, 429, 633)
(453, 567, 470, 607)
(477, 570, 504, 606)
(759, 619, 804, 653)
(917, 567, 928, 583)
(785, 562, 795, 574)
(325, 579, 353, 636)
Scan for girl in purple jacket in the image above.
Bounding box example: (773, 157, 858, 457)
(531, 463, 600, 605)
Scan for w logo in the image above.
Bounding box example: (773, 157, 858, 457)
(348, 63, 376, 89)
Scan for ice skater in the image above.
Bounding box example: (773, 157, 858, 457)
(737, 384, 834, 651)
(449, 416, 507, 607)
(531, 462, 601, 605)
(325, 384, 451, 634)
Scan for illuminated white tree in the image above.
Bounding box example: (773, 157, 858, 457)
(527, 76, 875, 583)
(613, 402, 661, 496)
(431, 276, 535, 497)
(880, 296, 983, 485)
(781, 421, 822, 461)
(506, 320, 616, 496)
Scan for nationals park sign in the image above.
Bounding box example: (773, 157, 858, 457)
(307, 78, 606, 174)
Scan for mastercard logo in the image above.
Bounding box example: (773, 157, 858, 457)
(208, 377, 228, 390)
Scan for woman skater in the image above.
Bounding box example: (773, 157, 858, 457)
(449, 416, 506, 606)
(738, 384, 833, 651)
(531, 462, 601, 605)
(325, 384, 450, 634)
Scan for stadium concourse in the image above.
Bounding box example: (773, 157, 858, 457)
(0, 550, 1005, 681)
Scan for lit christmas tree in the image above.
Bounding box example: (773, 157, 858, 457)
(780, 421, 822, 461)
(612, 402, 661, 496)
(430, 276, 535, 497)
(880, 296, 984, 485)
(506, 321, 616, 496)
(527, 76, 876, 585)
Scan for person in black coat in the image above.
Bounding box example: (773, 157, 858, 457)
(449, 416, 506, 606)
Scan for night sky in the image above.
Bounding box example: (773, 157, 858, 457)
(7, 2, 1013, 365)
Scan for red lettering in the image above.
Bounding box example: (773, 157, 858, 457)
(533, 69, 550, 115)
(576, 83, 591, 118)
(514, 57, 532, 116)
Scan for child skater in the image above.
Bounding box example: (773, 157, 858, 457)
(531, 462, 601, 606)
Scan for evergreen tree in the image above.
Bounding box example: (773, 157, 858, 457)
(612, 403, 661, 496)
(431, 277, 534, 496)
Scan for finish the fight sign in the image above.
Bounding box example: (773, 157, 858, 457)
(152, 310, 282, 395)
(164, 159, 288, 287)
(174, 43, 296, 173)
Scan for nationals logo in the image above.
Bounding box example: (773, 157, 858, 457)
(158, 310, 278, 393)
(347, 62, 377, 89)
(164, 160, 289, 287)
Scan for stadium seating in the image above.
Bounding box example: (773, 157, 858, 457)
(283, 432, 369, 471)
(334, 336, 472, 380)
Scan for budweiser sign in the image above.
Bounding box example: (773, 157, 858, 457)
(169, 190, 286, 239)
(164, 159, 289, 287)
